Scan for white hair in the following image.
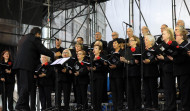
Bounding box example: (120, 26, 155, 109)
(62, 49, 72, 57)
(146, 34, 155, 46)
(40, 55, 50, 63)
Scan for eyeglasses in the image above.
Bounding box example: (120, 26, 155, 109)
(77, 53, 83, 55)
(129, 40, 135, 42)
(112, 35, 116, 36)
(63, 52, 69, 54)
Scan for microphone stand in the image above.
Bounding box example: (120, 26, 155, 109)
(122, 22, 133, 110)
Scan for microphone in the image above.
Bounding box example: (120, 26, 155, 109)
(123, 21, 132, 27)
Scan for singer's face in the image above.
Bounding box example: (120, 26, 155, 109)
(41, 55, 48, 64)
(77, 38, 83, 44)
(127, 28, 133, 37)
(3, 51, 9, 60)
(77, 51, 84, 60)
(161, 25, 167, 33)
(93, 46, 101, 55)
(162, 30, 170, 41)
(141, 26, 149, 36)
(62, 50, 69, 58)
(129, 38, 137, 47)
(175, 26, 180, 35)
(75, 45, 82, 52)
(113, 41, 120, 49)
(144, 36, 151, 47)
(56, 39, 61, 47)
(175, 33, 183, 43)
(111, 32, 118, 39)
(95, 32, 102, 41)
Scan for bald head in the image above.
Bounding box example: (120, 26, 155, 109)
(177, 20, 185, 28)
(111, 32, 119, 40)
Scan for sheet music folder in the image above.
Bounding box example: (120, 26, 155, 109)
(51, 57, 70, 66)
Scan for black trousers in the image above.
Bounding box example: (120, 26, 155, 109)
(15, 70, 33, 110)
(127, 77, 141, 111)
(143, 77, 158, 108)
(110, 77, 124, 111)
(57, 81, 71, 110)
(39, 85, 52, 110)
(92, 78, 106, 111)
(162, 72, 176, 111)
(29, 81, 37, 110)
(76, 83, 88, 109)
(2, 83, 15, 111)
(180, 74, 190, 111)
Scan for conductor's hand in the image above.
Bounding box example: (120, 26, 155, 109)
(167, 55, 173, 61)
(34, 75, 37, 78)
(143, 59, 150, 64)
(69, 70, 72, 74)
(1, 78, 5, 82)
(135, 59, 139, 64)
(109, 64, 116, 69)
(39, 73, 46, 78)
(5, 69, 11, 74)
(157, 54, 164, 60)
(62, 68, 67, 73)
(74, 71, 79, 76)
(187, 51, 190, 56)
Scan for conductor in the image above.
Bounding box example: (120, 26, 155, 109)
(13, 27, 61, 111)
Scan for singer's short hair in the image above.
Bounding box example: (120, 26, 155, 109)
(77, 37, 84, 41)
(176, 25, 188, 40)
(94, 44, 103, 51)
(62, 49, 72, 57)
(30, 27, 41, 35)
(113, 38, 122, 44)
(94, 41, 103, 47)
(75, 43, 83, 49)
(145, 34, 155, 46)
(40, 55, 50, 63)
(78, 50, 86, 56)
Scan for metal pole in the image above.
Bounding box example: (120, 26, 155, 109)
(172, 0, 174, 30)
(99, 3, 113, 32)
(174, 0, 177, 27)
(86, 1, 90, 44)
(65, 7, 67, 48)
(183, 0, 190, 17)
(134, 0, 150, 34)
(50, 6, 88, 38)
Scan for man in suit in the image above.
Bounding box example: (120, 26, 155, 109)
(91, 32, 107, 52)
(108, 32, 119, 54)
(51, 38, 64, 59)
(14, 27, 61, 111)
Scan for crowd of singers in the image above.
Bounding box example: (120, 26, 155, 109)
(0, 20, 190, 111)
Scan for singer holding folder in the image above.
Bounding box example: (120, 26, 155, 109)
(13, 27, 61, 111)
(120, 36, 141, 111)
(172, 26, 190, 111)
(143, 34, 159, 110)
(156, 28, 176, 111)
